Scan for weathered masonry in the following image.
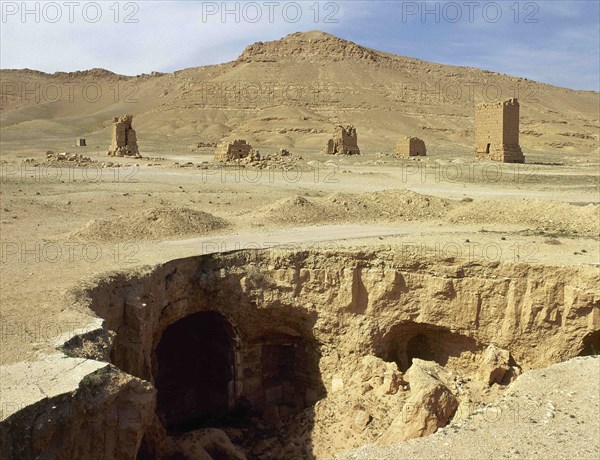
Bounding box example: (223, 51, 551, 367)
(396, 137, 426, 157)
(108, 115, 140, 157)
(324, 125, 360, 155)
(475, 98, 524, 163)
(214, 139, 253, 162)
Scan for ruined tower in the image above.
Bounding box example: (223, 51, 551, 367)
(214, 139, 253, 162)
(108, 115, 140, 157)
(474, 98, 524, 163)
(396, 137, 426, 157)
(324, 125, 360, 155)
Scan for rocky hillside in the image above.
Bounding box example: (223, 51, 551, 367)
(1, 31, 598, 154)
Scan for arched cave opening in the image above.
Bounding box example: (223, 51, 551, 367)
(579, 330, 600, 356)
(258, 338, 321, 419)
(377, 321, 482, 372)
(154, 311, 236, 433)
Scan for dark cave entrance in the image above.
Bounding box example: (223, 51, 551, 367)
(259, 339, 320, 416)
(406, 333, 436, 365)
(154, 311, 236, 433)
(579, 330, 600, 356)
(377, 321, 482, 372)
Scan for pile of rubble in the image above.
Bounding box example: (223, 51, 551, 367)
(19, 152, 132, 169)
(238, 149, 307, 170)
(19, 152, 96, 167)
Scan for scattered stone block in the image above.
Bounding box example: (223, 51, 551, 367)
(379, 359, 458, 444)
(478, 344, 521, 385)
(351, 405, 372, 433)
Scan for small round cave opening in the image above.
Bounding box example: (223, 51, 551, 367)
(154, 311, 236, 433)
(377, 321, 481, 372)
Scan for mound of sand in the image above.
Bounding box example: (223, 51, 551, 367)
(447, 200, 600, 237)
(71, 207, 229, 242)
(255, 189, 453, 225)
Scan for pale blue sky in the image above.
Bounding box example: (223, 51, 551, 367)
(1, 0, 598, 90)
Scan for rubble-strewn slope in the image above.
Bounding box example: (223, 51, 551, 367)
(337, 356, 600, 460)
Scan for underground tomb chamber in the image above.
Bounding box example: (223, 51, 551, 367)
(375, 321, 484, 373)
(6, 249, 595, 459)
(152, 311, 322, 434)
(154, 311, 236, 432)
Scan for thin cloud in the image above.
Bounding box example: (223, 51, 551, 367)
(0, 0, 597, 90)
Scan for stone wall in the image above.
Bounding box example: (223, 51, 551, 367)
(396, 137, 426, 157)
(214, 139, 253, 162)
(475, 98, 524, 163)
(108, 115, 140, 157)
(324, 125, 360, 155)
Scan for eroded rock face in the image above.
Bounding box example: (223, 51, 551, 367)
(0, 362, 155, 460)
(2, 249, 598, 459)
(237, 31, 382, 63)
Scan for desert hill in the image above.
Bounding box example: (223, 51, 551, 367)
(1, 30, 598, 155)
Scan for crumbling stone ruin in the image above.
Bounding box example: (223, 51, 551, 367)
(475, 98, 524, 163)
(107, 115, 140, 157)
(324, 125, 360, 155)
(214, 139, 253, 162)
(76, 138, 86, 147)
(396, 137, 426, 157)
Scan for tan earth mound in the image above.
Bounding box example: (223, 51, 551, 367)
(448, 199, 600, 237)
(255, 189, 453, 225)
(71, 207, 229, 242)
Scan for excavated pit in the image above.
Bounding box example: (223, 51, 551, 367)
(13, 249, 598, 459)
